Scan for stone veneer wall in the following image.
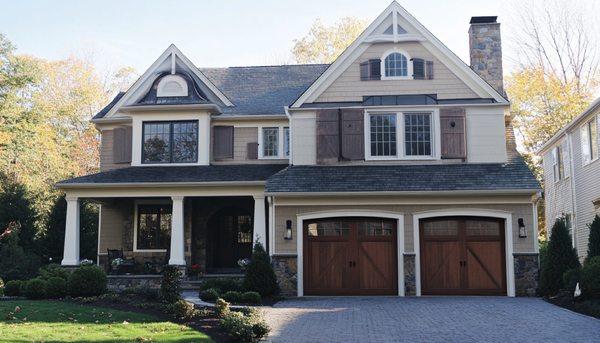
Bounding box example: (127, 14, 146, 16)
(272, 255, 297, 296)
(404, 253, 416, 296)
(513, 253, 539, 296)
(106, 275, 162, 292)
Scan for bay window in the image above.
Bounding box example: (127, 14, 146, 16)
(366, 111, 434, 159)
(142, 121, 198, 164)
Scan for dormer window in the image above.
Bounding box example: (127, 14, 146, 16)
(156, 74, 188, 97)
(381, 50, 412, 80)
(142, 120, 198, 164)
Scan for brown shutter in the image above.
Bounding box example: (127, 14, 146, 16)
(426, 61, 434, 79)
(341, 109, 364, 160)
(213, 126, 234, 160)
(359, 59, 381, 80)
(316, 109, 340, 164)
(246, 142, 258, 160)
(112, 127, 131, 164)
(412, 58, 425, 79)
(440, 108, 466, 159)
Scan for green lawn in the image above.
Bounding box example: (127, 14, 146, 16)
(0, 300, 212, 343)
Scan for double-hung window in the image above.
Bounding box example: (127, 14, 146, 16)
(142, 121, 198, 164)
(135, 204, 171, 251)
(367, 112, 434, 159)
(260, 126, 290, 159)
(581, 117, 598, 165)
(552, 146, 564, 182)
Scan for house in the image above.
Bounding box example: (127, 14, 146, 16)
(539, 97, 600, 259)
(57, 1, 540, 297)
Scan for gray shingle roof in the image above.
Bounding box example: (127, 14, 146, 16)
(57, 164, 287, 186)
(93, 64, 329, 119)
(200, 64, 329, 115)
(265, 158, 540, 193)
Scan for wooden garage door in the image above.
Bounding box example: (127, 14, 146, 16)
(304, 217, 397, 295)
(420, 217, 506, 295)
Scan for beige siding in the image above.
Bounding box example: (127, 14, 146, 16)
(314, 42, 479, 103)
(100, 129, 131, 171)
(466, 107, 507, 163)
(542, 139, 574, 239)
(98, 201, 130, 252)
(273, 202, 534, 255)
(211, 126, 288, 164)
(291, 112, 317, 165)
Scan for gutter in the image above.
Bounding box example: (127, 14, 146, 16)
(56, 180, 266, 189)
(120, 103, 222, 114)
(90, 117, 132, 124)
(287, 102, 509, 112)
(265, 189, 540, 197)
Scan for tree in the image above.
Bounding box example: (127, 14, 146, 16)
(0, 222, 40, 281)
(539, 218, 580, 296)
(243, 242, 279, 297)
(586, 215, 600, 262)
(292, 17, 367, 64)
(0, 175, 38, 250)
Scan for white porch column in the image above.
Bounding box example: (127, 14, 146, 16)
(253, 196, 267, 247)
(61, 196, 80, 266)
(169, 196, 186, 265)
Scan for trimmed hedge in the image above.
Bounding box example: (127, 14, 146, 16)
(24, 278, 47, 299)
(39, 264, 71, 281)
(160, 266, 182, 303)
(200, 278, 242, 293)
(223, 291, 242, 303)
(243, 242, 279, 297)
(4, 280, 22, 296)
(199, 288, 220, 302)
(69, 265, 107, 297)
(241, 291, 261, 304)
(165, 299, 197, 321)
(582, 256, 600, 298)
(220, 307, 270, 342)
(46, 276, 68, 298)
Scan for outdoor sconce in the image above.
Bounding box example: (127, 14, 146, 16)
(284, 220, 293, 240)
(518, 218, 527, 238)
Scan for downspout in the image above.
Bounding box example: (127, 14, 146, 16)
(284, 106, 293, 165)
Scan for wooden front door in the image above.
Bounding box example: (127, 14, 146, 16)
(420, 217, 506, 295)
(304, 217, 397, 295)
(207, 207, 253, 272)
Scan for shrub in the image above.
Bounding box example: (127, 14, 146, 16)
(539, 218, 580, 296)
(241, 291, 262, 304)
(562, 268, 582, 293)
(581, 256, 600, 298)
(160, 265, 182, 303)
(223, 291, 242, 303)
(200, 278, 242, 293)
(0, 277, 3, 296)
(24, 278, 48, 299)
(38, 263, 71, 281)
(165, 299, 197, 321)
(46, 276, 68, 298)
(4, 280, 22, 296)
(199, 288, 220, 302)
(215, 298, 230, 318)
(220, 309, 270, 343)
(69, 265, 107, 297)
(243, 242, 279, 297)
(586, 215, 600, 262)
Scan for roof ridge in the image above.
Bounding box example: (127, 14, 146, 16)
(200, 63, 330, 70)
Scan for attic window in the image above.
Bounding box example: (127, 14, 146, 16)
(381, 50, 412, 80)
(156, 74, 188, 97)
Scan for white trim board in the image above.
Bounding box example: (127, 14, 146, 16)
(412, 209, 516, 297)
(295, 210, 405, 297)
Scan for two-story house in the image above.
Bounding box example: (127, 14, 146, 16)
(57, 2, 540, 297)
(539, 97, 600, 259)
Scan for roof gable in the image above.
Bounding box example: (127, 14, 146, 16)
(291, 1, 508, 107)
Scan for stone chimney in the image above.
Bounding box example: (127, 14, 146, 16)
(468, 16, 504, 96)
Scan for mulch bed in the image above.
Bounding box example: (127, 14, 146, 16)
(546, 291, 600, 319)
(71, 294, 233, 342)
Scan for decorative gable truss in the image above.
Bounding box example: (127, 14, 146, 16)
(292, 1, 508, 107)
(98, 44, 233, 121)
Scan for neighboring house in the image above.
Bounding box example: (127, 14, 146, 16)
(539, 97, 600, 259)
(57, 1, 540, 297)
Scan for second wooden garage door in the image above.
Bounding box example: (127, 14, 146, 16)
(420, 217, 506, 295)
(303, 217, 397, 295)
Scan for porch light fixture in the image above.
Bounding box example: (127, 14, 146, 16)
(518, 218, 527, 238)
(284, 220, 293, 240)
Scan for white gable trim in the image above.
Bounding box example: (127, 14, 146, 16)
(105, 44, 232, 118)
(291, 1, 507, 107)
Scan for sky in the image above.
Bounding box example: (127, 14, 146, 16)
(0, 0, 517, 76)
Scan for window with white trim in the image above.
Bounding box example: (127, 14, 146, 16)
(581, 117, 598, 164)
(384, 52, 408, 77)
(259, 126, 290, 159)
(135, 204, 171, 251)
(552, 146, 564, 182)
(366, 111, 435, 159)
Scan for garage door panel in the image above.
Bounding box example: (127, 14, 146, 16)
(306, 241, 348, 292)
(358, 241, 396, 292)
(422, 241, 461, 292)
(466, 242, 505, 291)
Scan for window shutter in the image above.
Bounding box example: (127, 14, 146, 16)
(360, 59, 381, 80)
(316, 109, 340, 164)
(412, 58, 425, 79)
(340, 109, 364, 160)
(213, 126, 234, 160)
(581, 125, 591, 164)
(440, 108, 466, 159)
(246, 142, 258, 160)
(426, 61, 434, 79)
(112, 127, 131, 164)
(562, 140, 570, 178)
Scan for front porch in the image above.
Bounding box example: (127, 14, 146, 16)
(61, 189, 268, 278)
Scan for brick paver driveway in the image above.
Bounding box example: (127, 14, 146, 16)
(262, 297, 600, 342)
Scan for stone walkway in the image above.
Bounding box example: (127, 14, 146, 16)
(262, 297, 600, 343)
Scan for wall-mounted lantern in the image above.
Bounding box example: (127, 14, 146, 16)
(518, 218, 527, 238)
(284, 220, 293, 240)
